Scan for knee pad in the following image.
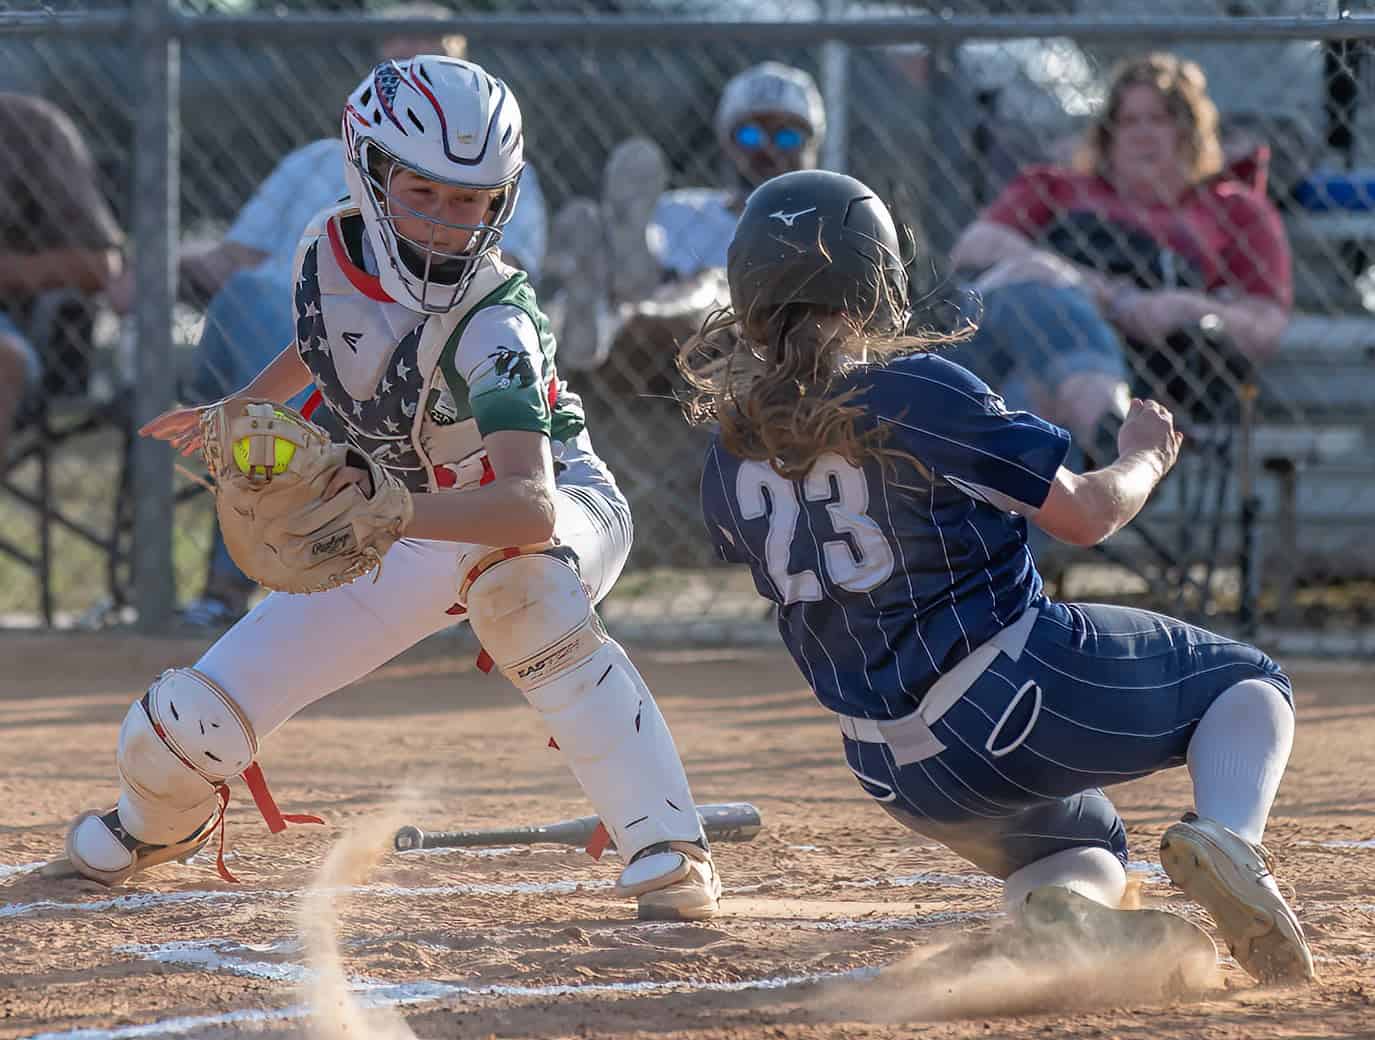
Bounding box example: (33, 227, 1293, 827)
(116, 668, 258, 845)
(464, 549, 606, 694)
(466, 553, 702, 857)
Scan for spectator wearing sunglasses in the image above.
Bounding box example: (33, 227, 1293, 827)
(547, 62, 825, 373)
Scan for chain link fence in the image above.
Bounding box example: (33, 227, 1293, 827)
(0, 2, 1373, 652)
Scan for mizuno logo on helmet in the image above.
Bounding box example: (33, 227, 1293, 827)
(769, 207, 816, 227)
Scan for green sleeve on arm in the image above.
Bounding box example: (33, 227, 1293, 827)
(465, 345, 552, 437)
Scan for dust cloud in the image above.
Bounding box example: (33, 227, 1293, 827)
(813, 889, 1220, 1023)
(298, 808, 420, 1040)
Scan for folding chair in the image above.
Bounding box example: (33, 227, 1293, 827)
(0, 290, 136, 626)
(1103, 318, 1259, 621)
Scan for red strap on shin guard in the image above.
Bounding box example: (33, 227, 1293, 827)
(148, 701, 322, 883)
(205, 767, 324, 884)
(585, 821, 612, 861)
(241, 762, 325, 834)
(206, 783, 237, 883)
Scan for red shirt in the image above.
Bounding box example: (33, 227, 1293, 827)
(983, 166, 1292, 308)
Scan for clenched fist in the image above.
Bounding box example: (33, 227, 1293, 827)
(1117, 398, 1184, 476)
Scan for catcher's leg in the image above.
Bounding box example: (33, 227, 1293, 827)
(59, 539, 469, 884)
(464, 548, 719, 921)
(59, 668, 259, 885)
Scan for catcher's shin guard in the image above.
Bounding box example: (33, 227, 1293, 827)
(465, 550, 717, 916)
(64, 668, 319, 885)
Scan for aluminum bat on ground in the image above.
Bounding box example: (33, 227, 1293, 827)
(394, 802, 762, 853)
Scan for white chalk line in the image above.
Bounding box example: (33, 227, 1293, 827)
(1298, 838, 1375, 849)
(118, 940, 311, 985)
(2, 848, 1179, 918)
(1316, 951, 1375, 964)
(0, 877, 617, 920)
(0, 859, 1182, 922)
(840, 871, 1002, 890)
(3, 865, 1016, 921)
(24, 943, 867, 1040)
(186, 935, 869, 998)
(1126, 860, 1171, 884)
(1, 887, 260, 920)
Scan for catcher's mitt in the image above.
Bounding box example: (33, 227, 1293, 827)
(199, 398, 413, 594)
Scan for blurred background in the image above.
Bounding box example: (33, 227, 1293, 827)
(1, 0, 1373, 657)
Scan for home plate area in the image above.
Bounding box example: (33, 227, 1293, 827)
(1, 638, 1372, 1039)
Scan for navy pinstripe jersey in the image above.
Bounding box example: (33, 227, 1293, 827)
(700, 353, 1072, 720)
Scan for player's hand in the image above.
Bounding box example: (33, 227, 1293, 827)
(139, 404, 211, 456)
(1117, 398, 1183, 476)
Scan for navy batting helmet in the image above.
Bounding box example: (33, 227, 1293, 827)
(726, 169, 911, 338)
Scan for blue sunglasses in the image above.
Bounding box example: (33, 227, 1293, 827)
(732, 123, 807, 152)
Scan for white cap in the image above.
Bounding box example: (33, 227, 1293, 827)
(715, 62, 826, 144)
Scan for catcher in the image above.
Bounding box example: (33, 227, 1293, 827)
(54, 56, 720, 921)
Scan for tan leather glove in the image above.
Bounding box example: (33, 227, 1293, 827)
(199, 398, 413, 594)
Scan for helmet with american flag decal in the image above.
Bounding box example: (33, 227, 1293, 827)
(342, 56, 524, 313)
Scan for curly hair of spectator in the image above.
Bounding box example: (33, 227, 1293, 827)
(1076, 52, 1223, 184)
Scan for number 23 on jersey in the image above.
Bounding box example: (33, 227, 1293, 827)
(735, 454, 895, 604)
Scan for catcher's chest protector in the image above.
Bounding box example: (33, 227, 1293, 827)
(295, 209, 509, 492)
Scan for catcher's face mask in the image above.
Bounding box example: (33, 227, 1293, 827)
(364, 155, 514, 291)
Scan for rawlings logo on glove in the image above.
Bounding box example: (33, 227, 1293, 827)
(199, 399, 413, 594)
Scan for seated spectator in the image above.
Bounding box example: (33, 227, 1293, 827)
(112, 14, 547, 627)
(948, 52, 1292, 466)
(547, 61, 825, 377)
(0, 92, 122, 468)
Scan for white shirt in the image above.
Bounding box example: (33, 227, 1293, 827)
(648, 188, 740, 280)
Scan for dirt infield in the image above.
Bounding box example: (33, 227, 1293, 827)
(1, 630, 1373, 1040)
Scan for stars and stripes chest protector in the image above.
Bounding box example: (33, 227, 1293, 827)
(293, 219, 508, 493)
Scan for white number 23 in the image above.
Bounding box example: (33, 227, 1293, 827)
(735, 454, 896, 604)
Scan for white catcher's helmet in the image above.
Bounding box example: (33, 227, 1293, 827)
(343, 56, 524, 312)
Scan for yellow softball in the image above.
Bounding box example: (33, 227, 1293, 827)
(233, 431, 297, 476)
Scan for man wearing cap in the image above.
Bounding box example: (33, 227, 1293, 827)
(547, 61, 826, 374)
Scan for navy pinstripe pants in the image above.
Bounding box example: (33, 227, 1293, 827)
(842, 601, 1293, 877)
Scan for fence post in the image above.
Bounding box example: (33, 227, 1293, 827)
(131, 0, 179, 631)
(821, 0, 850, 172)
(919, 43, 970, 259)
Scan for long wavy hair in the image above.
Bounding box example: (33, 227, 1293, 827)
(1075, 52, 1223, 186)
(677, 301, 968, 481)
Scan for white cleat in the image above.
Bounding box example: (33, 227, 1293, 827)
(615, 840, 721, 921)
(52, 808, 217, 887)
(1160, 813, 1315, 984)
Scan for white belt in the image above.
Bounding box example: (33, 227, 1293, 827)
(837, 607, 1038, 765)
